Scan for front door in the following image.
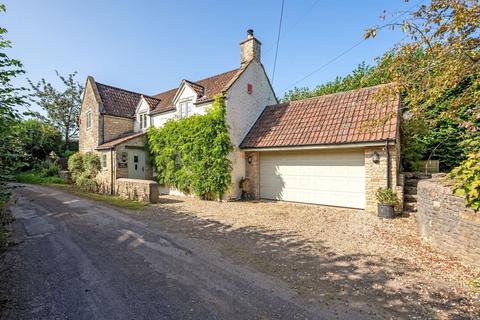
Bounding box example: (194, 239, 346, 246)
(127, 149, 146, 179)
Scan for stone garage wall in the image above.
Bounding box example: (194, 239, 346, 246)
(416, 176, 480, 267)
(116, 178, 159, 203)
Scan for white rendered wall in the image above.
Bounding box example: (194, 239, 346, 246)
(225, 61, 277, 199)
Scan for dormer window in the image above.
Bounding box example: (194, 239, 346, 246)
(179, 99, 192, 118)
(139, 113, 148, 129)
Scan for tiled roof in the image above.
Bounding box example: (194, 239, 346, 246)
(240, 84, 400, 149)
(96, 131, 146, 150)
(143, 95, 161, 110)
(184, 80, 205, 97)
(96, 82, 142, 118)
(151, 67, 243, 114)
(95, 82, 161, 118)
(150, 88, 178, 114)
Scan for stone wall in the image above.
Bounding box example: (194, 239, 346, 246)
(96, 149, 114, 194)
(244, 151, 259, 198)
(365, 146, 404, 212)
(116, 178, 159, 203)
(79, 77, 101, 153)
(103, 115, 133, 142)
(416, 177, 480, 267)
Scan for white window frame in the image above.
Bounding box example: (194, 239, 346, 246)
(86, 110, 92, 130)
(139, 113, 148, 130)
(179, 99, 192, 118)
(101, 154, 107, 169)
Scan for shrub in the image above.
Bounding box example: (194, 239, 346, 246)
(41, 163, 60, 177)
(147, 94, 233, 199)
(448, 152, 480, 211)
(68, 152, 101, 192)
(68, 152, 84, 182)
(376, 187, 399, 206)
(62, 150, 76, 158)
(83, 152, 101, 177)
(76, 172, 98, 192)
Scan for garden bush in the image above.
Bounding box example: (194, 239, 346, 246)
(68, 152, 101, 192)
(147, 94, 232, 200)
(41, 162, 60, 177)
(448, 152, 480, 211)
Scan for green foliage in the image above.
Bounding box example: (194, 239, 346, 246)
(67, 152, 84, 182)
(366, 1, 480, 170)
(41, 162, 60, 177)
(0, 181, 13, 248)
(28, 71, 83, 151)
(375, 187, 399, 206)
(12, 119, 62, 168)
(0, 4, 27, 181)
(68, 152, 101, 192)
(283, 62, 390, 102)
(147, 94, 233, 199)
(401, 120, 429, 171)
(62, 150, 76, 158)
(15, 172, 66, 185)
(448, 153, 480, 211)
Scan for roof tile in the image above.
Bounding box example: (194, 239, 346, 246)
(240, 84, 399, 149)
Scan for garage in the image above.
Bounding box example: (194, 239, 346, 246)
(259, 149, 365, 209)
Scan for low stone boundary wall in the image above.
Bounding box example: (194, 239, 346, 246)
(416, 176, 480, 267)
(116, 178, 159, 203)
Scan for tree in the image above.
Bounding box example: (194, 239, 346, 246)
(29, 71, 83, 152)
(283, 62, 391, 102)
(365, 0, 480, 208)
(365, 0, 480, 151)
(0, 4, 27, 179)
(13, 119, 62, 167)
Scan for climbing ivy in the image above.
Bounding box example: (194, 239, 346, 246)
(147, 94, 233, 200)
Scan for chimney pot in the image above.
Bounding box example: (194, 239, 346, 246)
(240, 29, 261, 66)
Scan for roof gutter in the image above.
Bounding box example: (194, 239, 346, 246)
(240, 140, 395, 152)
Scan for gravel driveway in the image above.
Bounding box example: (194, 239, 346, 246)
(145, 195, 480, 319)
(2, 184, 350, 320)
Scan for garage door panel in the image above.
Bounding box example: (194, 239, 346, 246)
(259, 149, 365, 209)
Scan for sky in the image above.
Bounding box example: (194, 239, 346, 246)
(2, 0, 415, 114)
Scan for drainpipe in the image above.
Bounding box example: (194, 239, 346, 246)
(110, 148, 114, 195)
(385, 140, 391, 189)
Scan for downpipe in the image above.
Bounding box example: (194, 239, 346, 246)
(385, 140, 391, 189)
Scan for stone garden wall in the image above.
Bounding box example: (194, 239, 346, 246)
(416, 176, 480, 267)
(116, 178, 159, 203)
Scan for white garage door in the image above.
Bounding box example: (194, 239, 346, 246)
(260, 149, 365, 209)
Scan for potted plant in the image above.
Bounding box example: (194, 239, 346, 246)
(376, 187, 399, 219)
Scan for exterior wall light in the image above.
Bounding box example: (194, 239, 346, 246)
(372, 151, 380, 163)
(247, 156, 253, 164)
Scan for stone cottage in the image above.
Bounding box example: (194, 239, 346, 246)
(79, 30, 403, 211)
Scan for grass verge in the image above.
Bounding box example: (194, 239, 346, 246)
(50, 185, 148, 211)
(0, 185, 13, 250)
(15, 172, 66, 185)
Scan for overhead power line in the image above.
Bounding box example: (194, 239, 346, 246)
(280, 0, 426, 96)
(265, 0, 321, 55)
(271, 0, 285, 85)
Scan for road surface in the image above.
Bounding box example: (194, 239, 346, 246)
(0, 184, 359, 320)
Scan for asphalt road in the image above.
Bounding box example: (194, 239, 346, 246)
(0, 184, 356, 320)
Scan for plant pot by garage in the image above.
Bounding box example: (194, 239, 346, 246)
(375, 187, 399, 219)
(378, 204, 395, 218)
